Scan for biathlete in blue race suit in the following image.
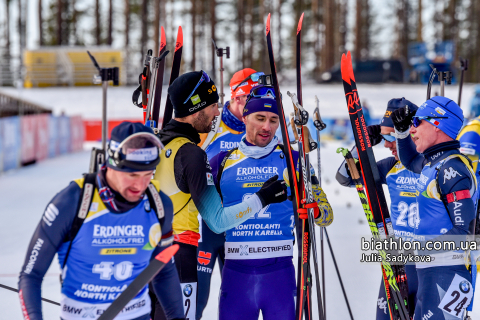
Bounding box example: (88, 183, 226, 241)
(209, 86, 334, 320)
(392, 96, 478, 320)
(336, 98, 420, 319)
(18, 122, 185, 320)
(196, 68, 261, 320)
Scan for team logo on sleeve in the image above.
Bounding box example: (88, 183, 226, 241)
(165, 149, 172, 158)
(206, 173, 214, 185)
(443, 167, 462, 183)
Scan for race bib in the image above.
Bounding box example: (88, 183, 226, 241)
(438, 274, 473, 318)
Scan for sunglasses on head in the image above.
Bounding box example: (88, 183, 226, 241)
(245, 86, 277, 105)
(412, 116, 448, 128)
(183, 70, 211, 104)
(233, 72, 265, 92)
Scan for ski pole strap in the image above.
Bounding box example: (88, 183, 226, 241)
(298, 199, 319, 219)
(446, 190, 471, 203)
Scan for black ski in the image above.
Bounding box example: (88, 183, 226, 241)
(151, 26, 167, 126)
(291, 12, 325, 320)
(340, 52, 410, 320)
(265, 13, 305, 317)
(161, 26, 183, 128)
(97, 244, 179, 320)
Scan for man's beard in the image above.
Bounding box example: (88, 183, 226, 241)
(192, 109, 213, 133)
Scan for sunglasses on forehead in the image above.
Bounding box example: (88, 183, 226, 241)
(233, 72, 265, 92)
(183, 70, 211, 104)
(245, 86, 277, 105)
(412, 116, 448, 128)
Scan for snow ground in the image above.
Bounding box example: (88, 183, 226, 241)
(0, 83, 477, 121)
(2, 142, 480, 320)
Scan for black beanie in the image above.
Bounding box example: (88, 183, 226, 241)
(167, 71, 219, 118)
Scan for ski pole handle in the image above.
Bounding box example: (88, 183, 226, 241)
(336, 148, 360, 180)
(289, 112, 299, 142)
(313, 96, 327, 131)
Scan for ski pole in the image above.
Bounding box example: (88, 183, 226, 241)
(313, 96, 327, 319)
(0, 283, 60, 306)
(458, 58, 468, 107)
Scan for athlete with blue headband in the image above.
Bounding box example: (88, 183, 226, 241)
(392, 96, 478, 320)
(210, 86, 333, 320)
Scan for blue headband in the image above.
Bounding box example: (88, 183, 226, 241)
(243, 96, 278, 117)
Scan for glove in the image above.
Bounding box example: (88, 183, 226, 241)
(367, 125, 382, 146)
(392, 106, 416, 132)
(256, 175, 288, 207)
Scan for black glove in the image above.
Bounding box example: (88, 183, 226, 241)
(256, 175, 287, 206)
(392, 106, 416, 132)
(367, 125, 382, 146)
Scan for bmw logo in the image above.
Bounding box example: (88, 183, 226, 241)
(459, 281, 470, 293)
(165, 149, 172, 158)
(280, 153, 284, 159)
(183, 284, 193, 297)
(144, 201, 151, 212)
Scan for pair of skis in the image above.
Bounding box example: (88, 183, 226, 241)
(132, 26, 184, 129)
(340, 52, 411, 320)
(267, 12, 329, 320)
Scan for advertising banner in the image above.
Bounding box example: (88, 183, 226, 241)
(70, 116, 84, 152)
(1, 117, 21, 171)
(48, 115, 58, 158)
(36, 114, 50, 161)
(58, 116, 70, 154)
(21, 115, 37, 164)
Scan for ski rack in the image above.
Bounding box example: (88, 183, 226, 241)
(86, 51, 119, 173)
(144, 50, 170, 128)
(426, 64, 453, 100)
(212, 39, 230, 106)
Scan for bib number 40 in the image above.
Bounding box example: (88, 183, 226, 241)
(92, 261, 134, 281)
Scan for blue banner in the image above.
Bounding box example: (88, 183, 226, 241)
(48, 115, 58, 158)
(1, 117, 21, 171)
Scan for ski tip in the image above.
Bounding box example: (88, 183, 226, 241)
(297, 13, 304, 34)
(341, 54, 351, 85)
(266, 14, 271, 36)
(346, 51, 356, 82)
(176, 27, 183, 52)
(160, 27, 166, 52)
(155, 244, 179, 264)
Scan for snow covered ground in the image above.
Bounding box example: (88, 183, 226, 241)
(2, 141, 480, 320)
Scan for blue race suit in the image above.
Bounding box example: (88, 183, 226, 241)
(211, 138, 333, 320)
(397, 138, 477, 320)
(336, 152, 419, 319)
(18, 168, 184, 320)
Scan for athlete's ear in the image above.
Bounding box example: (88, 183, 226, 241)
(242, 115, 248, 124)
